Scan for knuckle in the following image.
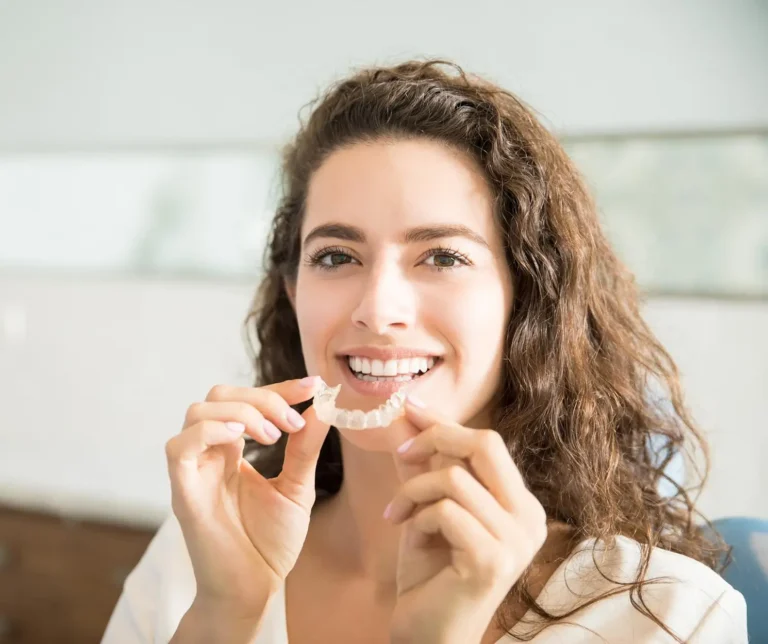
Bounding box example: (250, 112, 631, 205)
(444, 465, 468, 488)
(472, 550, 502, 582)
(184, 402, 204, 424)
(234, 401, 263, 424)
(496, 554, 519, 582)
(206, 384, 230, 401)
(164, 437, 178, 462)
(481, 429, 504, 451)
(197, 419, 219, 435)
(523, 507, 548, 548)
(257, 388, 285, 411)
(435, 497, 456, 519)
(426, 423, 442, 440)
(430, 424, 451, 451)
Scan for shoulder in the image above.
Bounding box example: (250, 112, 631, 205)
(129, 512, 197, 601)
(507, 534, 747, 643)
(103, 514, 289, 643)
(103, 514, 197, 642)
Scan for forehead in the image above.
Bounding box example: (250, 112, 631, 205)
(303, 139, 496, 240)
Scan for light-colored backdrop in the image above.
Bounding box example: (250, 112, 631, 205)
(0, 0, 766, 147)
(1, 275, 766, 526)
(0, 0, 766, 527)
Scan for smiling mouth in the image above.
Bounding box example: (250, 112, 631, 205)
(345, 355, 440, 382)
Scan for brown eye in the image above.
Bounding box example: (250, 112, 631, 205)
(423, 250, 469, 270)
(431, 254, 456, 268)
(314, 251, 355, 268)
(324, 252, 352, 266)
(306, 246, 359, 271)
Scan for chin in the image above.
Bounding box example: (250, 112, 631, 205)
(336, 421, 410, 454)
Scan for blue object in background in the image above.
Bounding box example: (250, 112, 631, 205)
(648, 426, 766, 640)
(706, 517, 768, 643)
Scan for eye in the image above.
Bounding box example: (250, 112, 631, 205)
(320, 252, 353, 267)
(421, 247, 472, 271)
(305, 246, 358, 271)
(425, 254, 458, 268)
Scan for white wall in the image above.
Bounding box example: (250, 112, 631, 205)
(643, 299, 768, 520)
(0, 275, 254, 526)
(0, 275, 765, 526)
(0, 0, 766, 148)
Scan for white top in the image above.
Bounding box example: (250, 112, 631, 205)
(102, 514, 748, 643)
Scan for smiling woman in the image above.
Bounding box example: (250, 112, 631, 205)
(289, 139, 512, 444)
(103, 60, 747, 644)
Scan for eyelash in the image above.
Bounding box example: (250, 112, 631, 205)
(304, 245, 473, 272)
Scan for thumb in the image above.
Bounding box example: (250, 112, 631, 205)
(391, 395, 464, 483)
(276, 405, 331, 505)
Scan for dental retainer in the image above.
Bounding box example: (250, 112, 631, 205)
(313, 380, 407, 429)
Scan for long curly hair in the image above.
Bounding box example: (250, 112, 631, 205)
(243, 59, 730, 641)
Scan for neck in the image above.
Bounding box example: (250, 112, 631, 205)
(309, 406, 497, 587)
(312, 435, 403, 587)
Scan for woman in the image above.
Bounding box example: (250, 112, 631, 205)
(103, 60, 747, 643)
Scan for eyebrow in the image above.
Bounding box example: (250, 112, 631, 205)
(303, 222, 490, 250)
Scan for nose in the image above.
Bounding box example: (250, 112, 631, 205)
(351, 260, 416, 334)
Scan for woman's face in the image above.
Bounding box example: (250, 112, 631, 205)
(293, 139, 513, 451)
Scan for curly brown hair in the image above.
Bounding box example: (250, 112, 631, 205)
(242, 59, 730, 641)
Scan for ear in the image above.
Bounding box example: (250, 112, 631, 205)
(284, 278, 297, 311)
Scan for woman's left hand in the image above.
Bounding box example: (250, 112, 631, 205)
(387, 396, 548, 644)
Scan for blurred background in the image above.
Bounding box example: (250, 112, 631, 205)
(0, 0, 766, 641)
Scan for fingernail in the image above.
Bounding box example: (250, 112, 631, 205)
(383, 502, 393, 519)
(397, 438, 415, 454)
(263, 420, 281, 441)
(300, 376, 319, 387)
(406, 393, 426, 408)
(226, 422, 245, 433)
(286, 408, 306, 430)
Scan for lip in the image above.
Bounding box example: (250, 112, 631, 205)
(337, 345, 442, 361)
(337, 355, 439, 399)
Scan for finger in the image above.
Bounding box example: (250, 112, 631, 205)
(402, 393, 453, 430)
(166, 419, 246, 488)
(221, 436, 247, 481)
(411, 503, 533, 587)
(275, 405, 332, 506)
(394, 395, 468, 481)
(184, 401, 281, 445)
(398, 408, 523, 514)
(206, 376, 321, 406)
(385, 466, 509, 540)
(391, 441, 431, 485)
(389, 397, 441, 483)
(203, 376, 321, 434)
(409, 499, 497, 560)
(261, 376, 323, 403)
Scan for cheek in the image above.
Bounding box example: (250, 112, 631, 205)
(434, 277, 510, 357)
(428, 277, 510, 413)
(295, 276, 346, 372)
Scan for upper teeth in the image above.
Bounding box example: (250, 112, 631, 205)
(347, 356, 436, 377)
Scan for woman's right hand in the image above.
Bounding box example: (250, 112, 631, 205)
(165, 376, 330, 620)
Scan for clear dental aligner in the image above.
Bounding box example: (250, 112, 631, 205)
(313, 380, 407, 430)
